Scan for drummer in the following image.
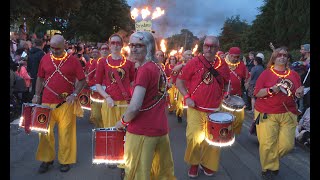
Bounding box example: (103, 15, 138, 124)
(223, 47, 249, 134)
(176, 35, 230, 178)
(85, 47, 104, 127)
(95, 34, 135, 128)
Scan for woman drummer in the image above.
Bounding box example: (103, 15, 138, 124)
(115, 31, 176, 180)
(253, 46, 304, 179)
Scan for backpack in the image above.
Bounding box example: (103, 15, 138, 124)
(13, 74, 27, 92)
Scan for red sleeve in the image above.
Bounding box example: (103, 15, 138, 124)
(216, 59, 230, 84)
(253, 70, 268, 95)
(95, 58, 106, 85)
(135, 65, 151, 88)
(37, 54, 48, 78)
(178, 58, 196, 81)
(73, 56, 86, 81)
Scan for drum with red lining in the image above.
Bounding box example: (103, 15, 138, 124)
(90, 85, 105, 103)
(19, 103, 52, 134)
(205, 112, 235, 147)
(78, 87, 91, 110)
(92, 127, 126, 164)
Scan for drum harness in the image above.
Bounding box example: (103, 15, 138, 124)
(187, 57, 222, 111)
(43, 54, 74, 108)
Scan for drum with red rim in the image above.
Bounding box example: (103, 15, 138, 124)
(90, 85, 105, 103)
(78, 87, 91, 110)
(206, 112, 235, 147)
(19, 103, 52, 134)
(92, 127, 126, 164)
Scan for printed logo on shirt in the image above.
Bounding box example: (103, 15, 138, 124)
(202, 71, 213, 85)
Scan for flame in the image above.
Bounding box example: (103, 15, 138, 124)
(151, 7, 165, 20)
(178, 47, 184, 54)
(141, 7, 151, 20)
(121, 45, 130, 54)
(169, 50, 177, 56)
(160, 39, 166, 53)
(131, 8, 139, 20)
(192, 44, 198, 54)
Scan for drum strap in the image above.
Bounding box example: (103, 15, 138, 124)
(111, 68, 131, 102)
(230, 69, 242, 82)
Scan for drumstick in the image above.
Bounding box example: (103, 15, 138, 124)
(227, 80, 231, 94)
(303, 68, 310, 85)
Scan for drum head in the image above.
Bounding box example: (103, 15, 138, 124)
(224, 95, 245, 107)
(36, 104, 52, 109)
(90, 85, 106, 91)
(209, 112, 234, 123)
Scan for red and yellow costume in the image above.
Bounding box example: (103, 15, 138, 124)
(95, 55, 135, 127)
(124, 61, 175, 180)
(223, 58, 249, 134)
(254, 67, 301, 172)
(165, 63, 178, 112)
(178, 55, 230, 172)
(36, 53, 85, 165)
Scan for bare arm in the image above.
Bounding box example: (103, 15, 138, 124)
(122, 85, 146, 123)
(32, 77, 45, 104)
(255, 85, 280, 98)
(176, 77, 195, 107)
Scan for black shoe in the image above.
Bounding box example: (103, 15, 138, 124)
(38, 161, 54, 174)
(261, 170, 274, 180)
(177, 116, 182, 123)
(271, 170, 279, 176)
(60, 164, 70, 172)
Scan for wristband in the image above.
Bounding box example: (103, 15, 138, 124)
(184, 94, 191, 100)
(267, 88, 273, 95)
(121, 116, 129, 126)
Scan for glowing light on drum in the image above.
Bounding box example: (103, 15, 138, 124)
(131, 8, 139, 20)
(221, 103, 244, 112)
(90, 96, 105, 103)
(160, 39, 166, 53)
(19, 116, 50, 133)
(151, 7, 165, 20)
(192, 44, 198, 54)
(92, 159, 125, 165)
(205, 136, 235, 147)
(183, 106, 188, 109)
(141, 7, 151, 20)
(81, 106, 91, 111)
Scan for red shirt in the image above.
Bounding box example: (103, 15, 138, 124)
(254, 68, 301, 115)
(87, 59, 98, 87)
(95, 56, 135, 101)
(164, 64, 175, 79)
(228, 61, 248, 96)
(37, 53, 85, 104)
(178, 55, 230, 112)
(85, 58, 93, 74)
(127, 61, 169, 136)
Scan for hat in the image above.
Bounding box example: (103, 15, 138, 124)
(229, 47, 241, 55)
(302, 44, 310, 52)
(256, 53, 265, 61)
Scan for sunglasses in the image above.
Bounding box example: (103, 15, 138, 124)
(101, 48, 109, 51)
(203, 43, 218, 49)
(50, 47, 62, 51)
(277, 53, 288, 58)
(128, 43, 145, 48)
(110, 41, 122, 46)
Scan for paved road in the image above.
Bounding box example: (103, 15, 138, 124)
(10, 109, 310, 180)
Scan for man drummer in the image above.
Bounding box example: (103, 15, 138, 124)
(223, 47, 249, 134)
(32, 34, 86, 173)
(171, 50, 193, 123)
(176, 36, 230, 178)
(85, 47, 104, 127)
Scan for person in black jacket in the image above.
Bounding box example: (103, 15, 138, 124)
(27, 38, 45, 98)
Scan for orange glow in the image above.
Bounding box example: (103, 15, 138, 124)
(131, 8, 139, 20)
(160, 39, 166, 53)
(151, 7, 165, 20)
(141, 7, 151, 20)
(192, 44, 198, 54)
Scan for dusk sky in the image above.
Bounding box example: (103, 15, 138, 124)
(126, 0, 265, 38)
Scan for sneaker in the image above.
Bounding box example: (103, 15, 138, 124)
(38, 161, 54, 174)
(199, 164, 215, 176)
(60, 164, 70, 172)
(188, 165, 199, 178)
(261, 170, 274, 180)
(177, 116, 182, 123)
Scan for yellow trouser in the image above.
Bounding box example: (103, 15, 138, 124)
(255, 110, 297, 172)
(175, 91, 184, 117)
(184, 107, 221, 171)
(167, 85, 177, 112)
(220, 105, 245, 134)
(101, 100, 128, 128)
(36, 101, 83, 164)
(123, 132, 176, 180)
(90, 101, 103, 128)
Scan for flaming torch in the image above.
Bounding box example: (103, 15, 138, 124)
(160, 39, 167, 53)
(141, 7, 151, 20)
(192, 44, 198, 54)
(151, 7, 165, 20)
(131, 8, 139, 20)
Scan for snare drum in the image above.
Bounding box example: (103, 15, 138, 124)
(19, 103, 52, 134)
(79, 87, 91, 110)
(206, 112, 235, 147)
(90, 85, 105, 103)
(221, 95, 245, 134)
(92, 127, 126, 164)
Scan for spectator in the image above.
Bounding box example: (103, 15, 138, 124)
(295, 107, 310, 147)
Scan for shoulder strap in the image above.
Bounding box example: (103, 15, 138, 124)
(111, 68, 131, 101)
